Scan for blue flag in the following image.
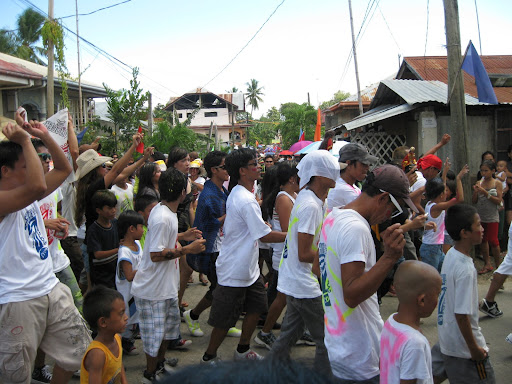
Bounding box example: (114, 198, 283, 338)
(76, 126, 89, 144)
(461, 41, 498, 104)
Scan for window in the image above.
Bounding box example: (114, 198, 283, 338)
(187, 113, 192, 118)
(178, 113, 183, 118)
(205, 112, 218, 117)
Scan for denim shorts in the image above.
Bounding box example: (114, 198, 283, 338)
(420, 243, 444, 272)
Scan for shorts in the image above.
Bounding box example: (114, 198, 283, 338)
(135, 297, 180, 357)
(208, 276, 268, 330)
(0, 283, 91, 383)
(204, 253, 219, 302)
(419, 243, 444, 272)
(431, 343, 495, 383)
(60, 236, 84, 281)
(505, 189, 512, 211)
(495, 251, 512, 276)
(482, 222, 499, 248)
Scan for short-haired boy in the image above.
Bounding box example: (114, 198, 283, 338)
(116, 210, 145, 356)
(131, 168, 206, 382)
(433, 204, 496, 383)
(82, 285, 128, 383)
(380, 260, 441, 384)
(87, 189, 119, 289)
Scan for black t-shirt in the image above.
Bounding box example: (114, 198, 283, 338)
(84, 178, 107, 242)
(87, 219, 118, 289)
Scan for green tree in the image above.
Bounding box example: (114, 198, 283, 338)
(245, 79, 264, 116)
(103, 67, 149, 151)
(279, 102, 317, 148)
(319, 90, 351, 110)
(226, 87, 239, 93)
(246, 106, 282, 146)
(0, 9, 46, 64)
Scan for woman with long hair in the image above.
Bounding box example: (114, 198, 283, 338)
(137, 162, 161, 201)
(255, 161, 300, 349)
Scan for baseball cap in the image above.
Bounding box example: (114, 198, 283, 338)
(417, 154, 442, 171)
(366, 164, 418, 213)
(339, 143, 378, 170)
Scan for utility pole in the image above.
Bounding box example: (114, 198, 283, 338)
(443, 0, 471, 201)
(207, 121, 213, 152)
(348, 0, 363, 115)
(75, 0, 83, 128)
(47, 0, 55, 117)
(147, 92, 153, 136)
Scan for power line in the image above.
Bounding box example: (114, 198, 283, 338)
(60, 0, 132, 20)
(202, 0, 286, 89)
(377, 3, 401, 54)
(424, 0, 430, 56)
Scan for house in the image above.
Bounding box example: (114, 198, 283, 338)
(330, 55, 512, 168)
(163, 88, 248, 147)
(0, 52, 107, 127)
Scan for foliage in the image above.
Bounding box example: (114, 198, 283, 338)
(0, 9, 46, 65)
(279, 102, 317, 148)
(319, 90, 351, 110)
(103, 67, 149, 151)
(81, 117, 116, 156)
(245, 79, 264, 114)
(226, 87, 239, 93)
(153, 103, 171, 120)
(41, 19, 69, 107)
(246, 107, 281, 146)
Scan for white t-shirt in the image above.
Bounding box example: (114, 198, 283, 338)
(131, 203, 180, 300)
(0, 202, 58, 304)
(216, 185, 271, 287)
(422, 201, 445, 245)
(410, 171, 426, 192)
(437, 247, 488, 358)
(318, 208, 382, 380)
(380, 314, 433, 384)
(111, 183, 134, 219)
(60, 179, 78, 237)
(326, 176, 361, 211)
(116, 240, 142, 324)
(39, 189, 71, 273)
(277, 188, 323, 299)
(271, 191, 295, 271)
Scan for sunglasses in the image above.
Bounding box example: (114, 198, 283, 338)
(38, 153, 52, 161)
(265, 160, 274, 163)
(100, 163, 107, 168)
(379, 189, 403, 218)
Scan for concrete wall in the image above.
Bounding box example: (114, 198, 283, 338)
(176, 108, 231, 126)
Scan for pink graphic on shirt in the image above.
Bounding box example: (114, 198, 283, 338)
(321, 216, 336, 242)
(324, 303, 347, 336)
(39, 202, 55, 245)
(380, 320, 409, 384)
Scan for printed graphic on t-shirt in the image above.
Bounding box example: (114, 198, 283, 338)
(24, 206, 48, 260)
(39, 200, 56, 246)
(437, 273, 447, 325)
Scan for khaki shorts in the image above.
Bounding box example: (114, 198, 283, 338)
(0, 283, 91, 383)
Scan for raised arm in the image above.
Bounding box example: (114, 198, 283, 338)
(424, 133, 451, 157)
(104, 133, 142, 188)
(115, 146, 154, 184)
(0, 122, 46, 215)
(67, 113, 79, 172)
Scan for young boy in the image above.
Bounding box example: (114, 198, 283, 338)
(433, 204, 496, 383)
(380, 260, 442, 384)
(134, 194, 158, 249)
(87, 190, 119, 289)
(131, 168, 206, 383)
(111, 176, 134, 218)
(116, 210, 145, 356)
(82, 285, 128, 383)
(0, 117, 90, 383)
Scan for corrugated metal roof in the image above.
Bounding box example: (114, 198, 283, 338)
(0, 59, 42, 80)
(401, 56, 512, 103)
(332, 103, 416, 131)
(372, 79, 483, 107)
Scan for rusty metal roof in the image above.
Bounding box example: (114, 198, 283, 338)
(400, 56, 512, 103)
(0, 58, 42, 80)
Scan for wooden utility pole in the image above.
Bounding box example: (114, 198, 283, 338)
(147, 92, 153, 136)
(75, 0, 83, 128)
(207, 121, 213, 152)
(348, 0, 363, 115)
(47, 0, 55, 117)
(443, 0, 471, 201)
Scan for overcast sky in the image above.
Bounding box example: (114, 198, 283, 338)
(2, 0, 511, 117)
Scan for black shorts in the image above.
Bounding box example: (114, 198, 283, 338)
(208, 276, 268, 330)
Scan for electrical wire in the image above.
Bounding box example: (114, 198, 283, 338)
(474, 0, 482, 54)
(423, 0, 430, 57)
(60, 0, 132, 20)
(377, 3, 401, 53)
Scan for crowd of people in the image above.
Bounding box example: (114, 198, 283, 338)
(1, 111, 512, 384)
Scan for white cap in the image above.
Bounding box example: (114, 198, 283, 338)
(297, 150, 340, 189)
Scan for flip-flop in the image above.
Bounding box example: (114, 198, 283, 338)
(478, 267, 494, 274)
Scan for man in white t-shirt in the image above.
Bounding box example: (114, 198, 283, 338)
(202, 148, 287, 363)
(319, 164, 417, 383)
(327, 143, 377, 210)
(269, 150, 339, 373)
(0, 117, 90, 383)
(111, 177, 134, 218)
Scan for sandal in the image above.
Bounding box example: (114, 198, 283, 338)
(478, 267, 494, 274)
(199, 273, 208, 286)
(181, 301, 189, 307)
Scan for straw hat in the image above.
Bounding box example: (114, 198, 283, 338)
(75, 149, 113, 180)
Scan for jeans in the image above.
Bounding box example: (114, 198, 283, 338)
(269, 295, 331, 373)
(420, 243, 444, 272)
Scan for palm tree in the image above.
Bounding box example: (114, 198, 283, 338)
(226, 86, 239, 93)
(245, 79, 264, 116)
(0, 9, 46, 65)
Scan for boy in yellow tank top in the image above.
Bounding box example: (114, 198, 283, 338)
(82, 285, 128, 383)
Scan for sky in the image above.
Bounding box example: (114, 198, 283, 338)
(1, 0, 511, 118)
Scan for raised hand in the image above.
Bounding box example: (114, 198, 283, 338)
(2, 122, 30, 144)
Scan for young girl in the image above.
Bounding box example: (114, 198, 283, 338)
(137, 162, 161, 201)
(473, 160, 503, 274)
(420, 165, 468, 271)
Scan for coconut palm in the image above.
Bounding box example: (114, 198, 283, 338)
(226, 86, 239, 93)
(245, 79, 264, 116)
(0, 9, 46, 65)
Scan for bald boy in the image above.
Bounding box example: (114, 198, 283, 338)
(380, 261, 442, 384)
